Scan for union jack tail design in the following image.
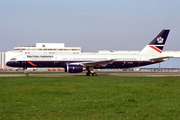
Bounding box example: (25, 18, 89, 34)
(139, 30, 170, 55)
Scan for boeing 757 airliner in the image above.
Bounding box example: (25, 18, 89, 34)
(6, 30, 171, 76)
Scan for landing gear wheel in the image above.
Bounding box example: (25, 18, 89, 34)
(25, 73, 29, 76)
(92, 73, 97, 76)
(86, 67, 97, 76)
(86, 72, 90, 76)
(86, 72, 97, 76)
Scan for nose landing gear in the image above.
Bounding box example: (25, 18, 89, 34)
(23, 67, 29, 76)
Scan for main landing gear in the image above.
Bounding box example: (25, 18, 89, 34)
(23, 67, 29, 76)
(86, 66, 97, 76)
(86, 72, 97, 76)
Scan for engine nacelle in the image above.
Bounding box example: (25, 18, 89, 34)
(65, 64, 83, 73)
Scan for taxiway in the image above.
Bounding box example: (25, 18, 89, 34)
(1, 72, 180, 77)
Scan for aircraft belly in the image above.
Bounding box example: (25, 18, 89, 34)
(100, 61, 156, 69)
(31, 61, 66, 67)
(11, 61, 67, 68)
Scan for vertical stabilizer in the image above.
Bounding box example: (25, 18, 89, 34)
(139, 30, 170, 55)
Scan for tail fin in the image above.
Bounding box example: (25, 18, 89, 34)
(139, 29, 170, 55)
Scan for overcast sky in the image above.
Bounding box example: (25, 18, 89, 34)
(1, 0, 180, 52)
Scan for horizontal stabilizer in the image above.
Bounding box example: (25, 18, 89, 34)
(150, 56, 173, 61)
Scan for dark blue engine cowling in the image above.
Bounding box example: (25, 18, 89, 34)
(66, 64, 83, 73)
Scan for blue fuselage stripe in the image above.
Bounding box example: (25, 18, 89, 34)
(6, 61, 159, 69)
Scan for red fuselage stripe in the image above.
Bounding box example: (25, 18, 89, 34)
(28, 61, 36, 66)
(149, 46, 162, 53)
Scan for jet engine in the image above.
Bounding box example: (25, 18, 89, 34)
(65, 64, 83, 73)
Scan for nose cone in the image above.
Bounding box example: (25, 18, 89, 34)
(6, 61, 14, 67)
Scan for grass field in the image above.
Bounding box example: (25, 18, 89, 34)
(0, 76, 180, 120)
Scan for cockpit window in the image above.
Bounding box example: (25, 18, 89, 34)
(10, 58, 17, 61)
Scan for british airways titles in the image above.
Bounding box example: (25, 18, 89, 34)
(27, 55, 54, 59)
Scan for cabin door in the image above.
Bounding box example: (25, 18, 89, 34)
(138, 57, 142, 67)
(22, 61, 26, 65)
(54, 61, 58, 66)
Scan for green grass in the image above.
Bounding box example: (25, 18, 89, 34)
(0, 76, 180, 120)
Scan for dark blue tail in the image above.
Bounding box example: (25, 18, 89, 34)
(139, 30, 170, 55)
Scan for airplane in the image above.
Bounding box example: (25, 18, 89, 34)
(6, 29, 172, 76)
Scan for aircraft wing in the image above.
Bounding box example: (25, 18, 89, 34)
(70, 59, 115, 67)
(150, 56, 174, 61)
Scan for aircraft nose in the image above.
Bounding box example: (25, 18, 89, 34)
(6, 61, 14, 67)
